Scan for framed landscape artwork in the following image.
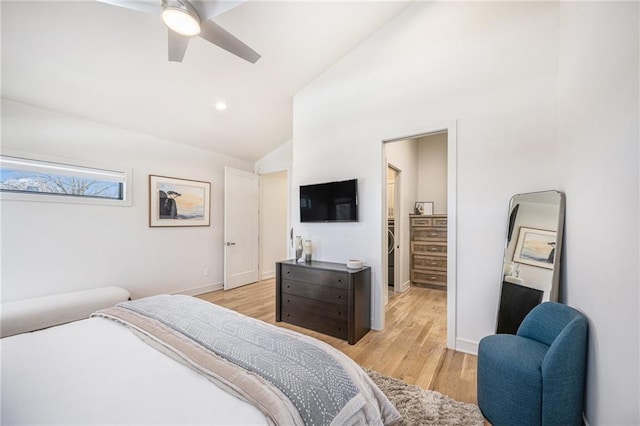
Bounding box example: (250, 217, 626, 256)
(149, 175, 210, 227)
(513, 227, 556, 269)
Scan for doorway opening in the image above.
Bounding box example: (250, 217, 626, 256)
(382, 124, 456, 349)
(259, 170, 289, 281)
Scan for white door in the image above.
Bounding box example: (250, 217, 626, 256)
(224, 167, 259, 290)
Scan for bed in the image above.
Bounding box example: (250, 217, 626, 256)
(1, 294, 401, 425)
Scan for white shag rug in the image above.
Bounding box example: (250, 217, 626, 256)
(365, 369, 485, 426)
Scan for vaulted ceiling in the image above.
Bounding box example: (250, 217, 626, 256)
(1, 1, 412, 161)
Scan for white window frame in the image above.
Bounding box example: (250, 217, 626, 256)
(0, 149, 132, 206)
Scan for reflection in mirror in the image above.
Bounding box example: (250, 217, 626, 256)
(496, 190, 565, 334)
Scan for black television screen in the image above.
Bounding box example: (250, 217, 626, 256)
(300, 179, 358, 222)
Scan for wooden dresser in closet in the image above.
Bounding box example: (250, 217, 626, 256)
(410, 214, 448, 289)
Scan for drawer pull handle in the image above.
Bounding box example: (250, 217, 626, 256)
(286, 285, 291, 289)
(286, 313, 290, 317)
(429, 248, 438, 251)
(337, 295, 342, 299)
(287, 299, 290, 303)
(429, 233, 437, 237)
(286, 271, 290, 274)
(429, 276, 437, 280)
(431, 262, 438, 266)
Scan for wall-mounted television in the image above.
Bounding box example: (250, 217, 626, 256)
(300, 179, 358, 223)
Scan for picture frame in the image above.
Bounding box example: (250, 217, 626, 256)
(414, 201, 434, 215)
(149, 175, 210, 227)
(513, 227, 557, 269)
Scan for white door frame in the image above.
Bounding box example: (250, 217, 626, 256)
(390, 166, 403, 294)
(383, 163, 403, 300)
(381, 120, 457, 350)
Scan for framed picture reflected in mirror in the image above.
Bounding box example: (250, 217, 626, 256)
(513, 227, 556, 269)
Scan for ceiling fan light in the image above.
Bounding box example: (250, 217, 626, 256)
(162, 7, 200, 36)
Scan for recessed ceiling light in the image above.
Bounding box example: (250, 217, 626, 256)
(215, 101, 227, 111)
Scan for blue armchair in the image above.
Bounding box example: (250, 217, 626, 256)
(477, 302, 588, 426)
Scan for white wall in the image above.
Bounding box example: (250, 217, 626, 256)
(1, 99, 254, 301)
(292, 1, 638, 423)
(259, 171, 288, 280)
(556, 2, 639, 424)
(385, 139, 419, 290)
(293, 1, 559, 336)
(255, 140, 292, 175)
(417, 133, 447, 214)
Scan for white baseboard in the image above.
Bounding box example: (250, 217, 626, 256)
(399, 280, 411, 292)
(455, 337, 479, 355)
(260, 271, 275, 281)
(174, 282, 223, 296)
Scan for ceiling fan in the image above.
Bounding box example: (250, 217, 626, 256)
(98, 0, 261, 63)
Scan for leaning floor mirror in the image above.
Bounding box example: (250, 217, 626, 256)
(496, 190, 566, 334)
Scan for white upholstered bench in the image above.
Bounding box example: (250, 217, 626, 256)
(1, 286, 130, 338)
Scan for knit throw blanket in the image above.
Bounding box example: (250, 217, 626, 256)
(93, 295, 400, 426)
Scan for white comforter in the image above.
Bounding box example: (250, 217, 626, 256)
(1, 317, 268, 425)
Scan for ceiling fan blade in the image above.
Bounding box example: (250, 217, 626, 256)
(168, 30, 191, 62)
(96, 0, 161, 14)
(190, 0, 247, 22)
(199, 20, 260, 64)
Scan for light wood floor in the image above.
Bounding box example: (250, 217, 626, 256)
(198, 279, 478, 404)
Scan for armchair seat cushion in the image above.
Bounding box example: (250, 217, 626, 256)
(478, 335, 549, 425)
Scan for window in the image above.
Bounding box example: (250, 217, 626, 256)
(0, 153, 131, 206)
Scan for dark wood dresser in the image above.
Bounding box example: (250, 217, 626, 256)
(275, 260, 371, 345)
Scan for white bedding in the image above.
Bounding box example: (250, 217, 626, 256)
(0, 317, 268, 425)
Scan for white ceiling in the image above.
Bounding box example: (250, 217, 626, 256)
(1, 1, 412, 161)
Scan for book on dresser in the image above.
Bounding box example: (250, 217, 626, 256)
(410, 214, 448, 289)
(275, 260, 371, 345)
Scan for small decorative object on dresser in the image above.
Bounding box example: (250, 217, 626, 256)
(276, 260, 371, 344)
(410, 214, 448, 289)
(295, 236, 303, 261)
(303, 240, 313, 262)
(414, 201, 434, 215)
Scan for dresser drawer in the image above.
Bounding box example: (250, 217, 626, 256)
(413, 255, 447, 271)
(412, 228, 447, 241)
(280, 265, 348, 289)
(281, 279, 348, 305)
(432, 217, 448, 227)
(411, 217, 432, 227)
(411, 270, 447, 286)
(281, 294, 346, 321)
(281, 306, 348, 340)
(411, 241, 447, 256)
